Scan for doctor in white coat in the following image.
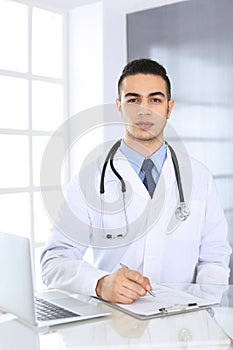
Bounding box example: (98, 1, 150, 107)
(41, 58, 231, 304)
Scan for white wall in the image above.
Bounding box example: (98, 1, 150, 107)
(69, 1, 103, 115)
(68, 0, 189, 106)
(67, 1, 104, 181)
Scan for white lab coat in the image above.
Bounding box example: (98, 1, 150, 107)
(41, 148, 232, 296)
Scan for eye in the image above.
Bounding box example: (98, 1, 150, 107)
(151, 98, 162, 103)
(127, 98, 138, 104)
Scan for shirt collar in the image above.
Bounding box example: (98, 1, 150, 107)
(119, 140, 167, 175)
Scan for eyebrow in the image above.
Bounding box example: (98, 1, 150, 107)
(124, 91, 166, 98)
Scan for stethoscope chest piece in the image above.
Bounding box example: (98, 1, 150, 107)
(175, 202, 190, 221)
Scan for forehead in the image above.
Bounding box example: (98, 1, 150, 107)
(120, 73, 167, 97)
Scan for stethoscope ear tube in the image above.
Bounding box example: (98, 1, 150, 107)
(110, 158, 126, 192)
(165, 141, 184, 203)
(165, 141, 190, 221)
(100, 139, 122, 194)
(99, 140, 128, 239)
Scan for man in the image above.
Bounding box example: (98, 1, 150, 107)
(41, 58, 231, 304)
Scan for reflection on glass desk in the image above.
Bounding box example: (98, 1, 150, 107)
(0, 314, 40, 350)
(1, 284, 233, 350)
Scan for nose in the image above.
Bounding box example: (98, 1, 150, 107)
(137, 105, 151, 116)
(137, 98, 152, 116)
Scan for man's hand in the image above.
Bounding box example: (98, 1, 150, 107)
(95, 268, 152, 304)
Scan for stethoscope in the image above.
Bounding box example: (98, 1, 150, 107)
(100, 140, 190, 239)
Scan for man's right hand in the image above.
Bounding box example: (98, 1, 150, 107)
(95, 268, 152, 304)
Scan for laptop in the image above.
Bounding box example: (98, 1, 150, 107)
(0, 232, 111, 327)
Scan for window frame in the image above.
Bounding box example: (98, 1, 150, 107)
(0, 0, 68, 290)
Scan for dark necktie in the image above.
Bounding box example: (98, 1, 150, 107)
(141, 158, 156, 198)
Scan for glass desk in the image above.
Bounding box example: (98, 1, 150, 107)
(1, 284, 233, 350)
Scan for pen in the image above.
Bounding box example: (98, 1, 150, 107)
(120, 263, 156, 298)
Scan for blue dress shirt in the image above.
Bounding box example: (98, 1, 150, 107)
(120, 140, 167, 185)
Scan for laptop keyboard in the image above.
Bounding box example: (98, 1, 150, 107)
(35, 297, 80, 321)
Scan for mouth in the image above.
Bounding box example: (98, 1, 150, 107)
(135, 122, 154, 130)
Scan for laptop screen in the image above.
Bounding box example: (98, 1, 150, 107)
(0, 232, 36, 325)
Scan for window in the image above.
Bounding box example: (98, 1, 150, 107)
(0, 0, 66, 290)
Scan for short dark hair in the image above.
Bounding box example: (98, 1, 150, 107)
(117, 58, 171, 100)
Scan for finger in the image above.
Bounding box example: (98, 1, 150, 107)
(111, 271, 146, 300)
(106, 284, 138, 304)
(122, 279, 148, 297)
(123, 268, 145, 284)
(123, 269, 152, 293)
(141, 276, 153, 292)
(115, 294, 135, 304)
(117, 286, 141, 304)
(119, 289, 136, 304)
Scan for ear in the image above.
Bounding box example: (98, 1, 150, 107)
(116, 98, 121, 112)
(167, 99, 174, 119)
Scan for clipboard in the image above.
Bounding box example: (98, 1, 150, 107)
(100, 284, 219, 320)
